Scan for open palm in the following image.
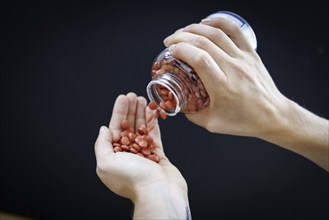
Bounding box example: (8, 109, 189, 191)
(94, 93, 187, 200)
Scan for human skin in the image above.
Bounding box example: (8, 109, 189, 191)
(163, 18, 329, 171)
(94, 93, 191, 219)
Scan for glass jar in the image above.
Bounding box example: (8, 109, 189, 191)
(146, 11, 257, 116)
(147, 49, 209, 116)
(206, 11, 257, 50)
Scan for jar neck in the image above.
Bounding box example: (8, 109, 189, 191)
(146, 72, 187, 116)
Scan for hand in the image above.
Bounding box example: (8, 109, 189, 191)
(163, 18, 289, 138)
(164, 18, 328, 171)
(94, 92, 190, 219)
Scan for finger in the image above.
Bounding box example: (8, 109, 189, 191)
(173, 27, 184, 33)
(109, 94, 129, 138)
(135, 96, 147, 131)
(165, 23, 240, 57)
(164, 31, 236, 68)
(126, 92, 138, 130)
(164, 31, 232, 60)
(183, 23, 241, 57)
(94, 126, 113, 163)
(201, 17, 254, 51)
(169, 42, 227, 94)
(145, 106, 164, 152)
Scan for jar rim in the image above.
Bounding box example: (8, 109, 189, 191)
(146, 74, 182, 116)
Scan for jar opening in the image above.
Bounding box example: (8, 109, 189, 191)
(146, 74, 182, 116)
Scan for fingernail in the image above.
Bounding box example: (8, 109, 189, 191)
(201, 18, 212, 24)
(168, 44, 176, 53)
(163, 36, 170, 47)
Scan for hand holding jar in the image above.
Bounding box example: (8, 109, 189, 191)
(161, 13, 285, 138)
(161, 13, 328, 171)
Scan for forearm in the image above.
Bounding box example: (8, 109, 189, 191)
(261, 97, 329, 171)
(132, 183, 191, 220)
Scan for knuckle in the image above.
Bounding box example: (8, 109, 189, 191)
(209, 28, 225, 42)
(183, 23, 198, 32)
(204, 120, 217, 133)
(231, 60, 246, 78)
(94, 139, 100, 150)
(194, 36, 210, 50)
(96, 166, 103, 178)
(186, 23, 198, 30)
(95, 160, 107, 177)
(193, 51, 212, 68)
(232, 24, 243, 35)
(234, 65, 245, 77)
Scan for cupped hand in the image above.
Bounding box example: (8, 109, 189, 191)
(94, 93, 187, 201)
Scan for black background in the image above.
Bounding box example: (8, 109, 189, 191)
(1, 1, 328, 219)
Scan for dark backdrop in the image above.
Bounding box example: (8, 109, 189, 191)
(1, 1, 328, 219)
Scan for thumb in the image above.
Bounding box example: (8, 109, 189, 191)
(94, 126, 113, 161)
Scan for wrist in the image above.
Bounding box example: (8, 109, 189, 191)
(259, 97, 329, 171)
(260, 97, 318, 146)
(258, 95, 293, 141)
(132, 182, 190, 219)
